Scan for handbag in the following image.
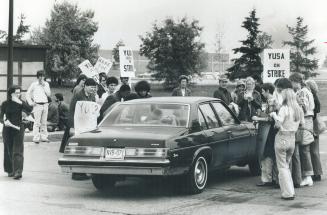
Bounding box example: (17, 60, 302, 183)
(313, 115, 327, 135)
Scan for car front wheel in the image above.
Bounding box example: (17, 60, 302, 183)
(186, 156, 208, 194)
(91, 174, 116, 190)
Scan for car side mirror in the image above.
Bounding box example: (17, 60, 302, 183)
(190, 121, 201, 133)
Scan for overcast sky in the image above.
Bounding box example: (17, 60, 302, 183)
(0, 0, 326, 64)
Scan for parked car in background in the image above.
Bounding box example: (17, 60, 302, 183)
(58, 97, 260, 194)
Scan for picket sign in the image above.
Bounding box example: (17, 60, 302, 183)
(263, 49, 290, 83)
(74, 101, 100, 135)
(78, 60, 99, 83)
(119, 46, 136, 78)
(94, 56, 113, 75)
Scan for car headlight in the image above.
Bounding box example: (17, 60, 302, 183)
(64, 146, 104, 157)
(125, 148, 168, 158)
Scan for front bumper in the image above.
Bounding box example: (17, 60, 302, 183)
(58, 157, 173, 176)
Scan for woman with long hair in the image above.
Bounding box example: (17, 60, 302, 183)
(0, 85, 32, 179)
(270, 89, 304, 200)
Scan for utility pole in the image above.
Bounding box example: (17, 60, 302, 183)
(7, 0, 14, 94)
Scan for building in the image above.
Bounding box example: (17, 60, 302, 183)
(0, 44, 47, 102)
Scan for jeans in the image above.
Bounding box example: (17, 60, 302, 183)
(311, 136, 323, 176)
(32, 103, 48, 141)
(291, 143, 302, 185)
(2, 126, 25, 176)
(299, 144, 314, 176)
(275, 132, 295, 198)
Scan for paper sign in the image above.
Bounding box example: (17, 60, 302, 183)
(94, 57, 113, 75)
(119, 46, 136, 77)
(263, 49, 290, 83)
(78, 60, 99, 83)
(74, 101, 100, 135)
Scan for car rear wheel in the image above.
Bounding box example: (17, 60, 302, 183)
(91, 174, 116, 190)
(248, 160, 261, 176)
(186, 156, 208, 194)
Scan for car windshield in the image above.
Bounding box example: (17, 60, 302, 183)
(100, 103, 190, 127)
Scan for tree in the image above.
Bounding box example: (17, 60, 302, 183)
(139, 17, 206, 87)
(283, 17, 318, 77)
(0, 13, 30, 44)
(256, 32, 273, 50)
(31, 1, 99, 85)
(227, 9, 262, 80)
(112, 40, 125, 65)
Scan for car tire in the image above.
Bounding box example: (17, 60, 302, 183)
(91, 174, 116, 191)
(248, 160, 261, 176)
(186, 155, 208, 194)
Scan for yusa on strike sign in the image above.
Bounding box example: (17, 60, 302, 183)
(263, 49, 290, 83)
(119, 46, 136, 77)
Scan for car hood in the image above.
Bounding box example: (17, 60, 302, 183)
(70, 126, 188, 148)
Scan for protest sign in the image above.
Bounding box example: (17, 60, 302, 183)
(94, 56, 113, 75)
(263, 49, 290, 83)
(74, 101, 100, 135)
(119, 46, 136, 77)
(78, 60, 99, 83)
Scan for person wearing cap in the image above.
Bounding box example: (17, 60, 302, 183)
(55, 93, 69, 131)
(26, 70, 51, 143)
(135, 80, 152, 98)
(172, 75, 192, 97)
(232, 80, 246, 105)
(289, 72, 315, 187)
(59, 78, 98, 180)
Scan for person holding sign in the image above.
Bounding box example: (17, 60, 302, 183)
(59, 78, 97, 181)
(0, 85, 32, 179)
(72, 74, 87, 96)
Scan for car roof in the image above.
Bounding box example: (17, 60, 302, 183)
(124, 96, 221, 104)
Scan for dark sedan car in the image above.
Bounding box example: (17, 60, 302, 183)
(58, 97, 259, 194)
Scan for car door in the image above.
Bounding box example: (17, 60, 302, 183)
(198, 103, 229, 168)
(211, 102, 251, 162)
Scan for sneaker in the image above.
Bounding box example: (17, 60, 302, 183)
(33, 139, 40, 144)
(13, 174, 22, 180)
(281, 196, 295, 200)
(7, 172, 14, 177)
(41, 138, 50, 143)
(300, 176, 313, 187)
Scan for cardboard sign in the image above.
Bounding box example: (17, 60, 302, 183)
(119, 46, 136, 77)
(78, 60, 99, 83)
(94, 57, 113, 75)
(74, 101, 100, 135)
(263, 49, 290, 83)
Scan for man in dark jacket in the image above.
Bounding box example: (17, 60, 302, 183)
(213, 75, 232, 105)
(172, 75, 192, 96)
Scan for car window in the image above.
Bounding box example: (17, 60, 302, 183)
(101, 103, 190, 127)
(198, 109, 207, 130)
(212, 102, 236, 126)
(199, 103, 219, 129)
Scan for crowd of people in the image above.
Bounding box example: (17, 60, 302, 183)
(0, 69, 324, 201)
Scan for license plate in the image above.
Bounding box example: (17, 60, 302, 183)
(105, 148, 125, 160)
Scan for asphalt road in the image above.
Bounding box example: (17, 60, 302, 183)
(1, 134, 327, 215)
